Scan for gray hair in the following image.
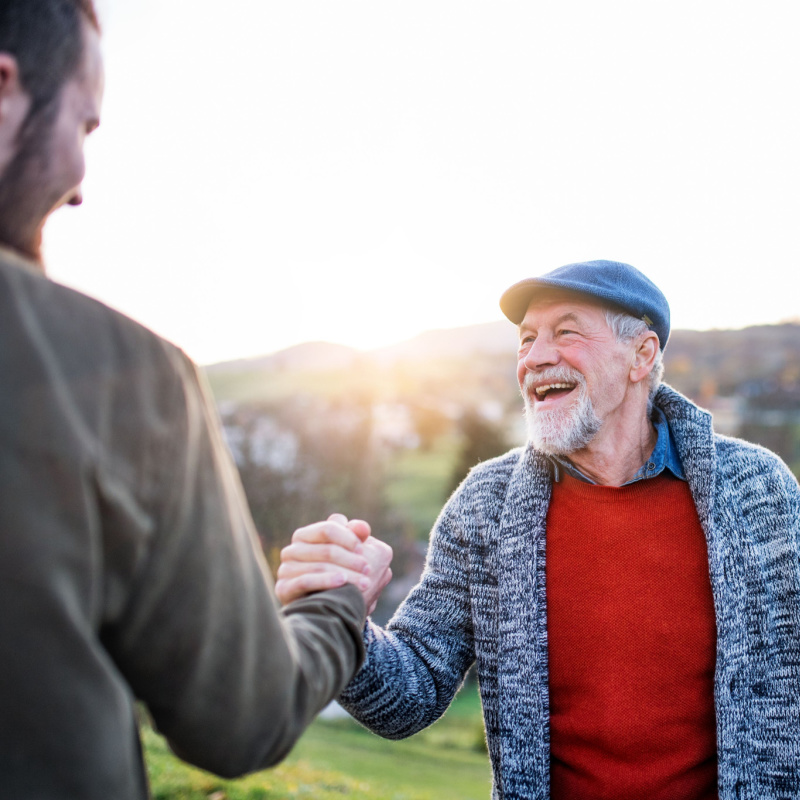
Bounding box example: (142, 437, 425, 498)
(603, 308, 664, 404)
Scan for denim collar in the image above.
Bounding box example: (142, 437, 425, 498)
(549, 406, 686, 486)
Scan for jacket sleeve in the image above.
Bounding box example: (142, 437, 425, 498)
(338, 481, 477, 739)
(100, 347, 366, 777)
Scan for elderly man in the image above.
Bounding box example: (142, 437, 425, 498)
(279, 259, 800, 800)
(0, 2, 391, 797)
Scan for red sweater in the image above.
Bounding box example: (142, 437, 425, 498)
(546, 472, 718, 800)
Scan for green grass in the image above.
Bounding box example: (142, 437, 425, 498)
(144, 724, 374, 800)
(145, 683, 491, 800)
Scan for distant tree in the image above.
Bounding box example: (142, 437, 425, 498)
(409, 402, 452, 451)
(225, 397, 414, 591)
(448, 409, 509, 494)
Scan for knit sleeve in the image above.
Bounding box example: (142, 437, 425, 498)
(716, 435, 800, 542)
(339, 482, 478, 739)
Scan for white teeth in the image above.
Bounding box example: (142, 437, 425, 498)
(535, 382, 575, 396)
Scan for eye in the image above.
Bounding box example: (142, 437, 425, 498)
(557, 328, 576, 337)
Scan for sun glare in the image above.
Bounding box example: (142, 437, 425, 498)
(42, 1, 800, 365)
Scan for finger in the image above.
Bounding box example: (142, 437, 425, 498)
(277, 560, 368, 586)
(281, 542, 369, 573)
(327, 513, 349, 525)
(276, 572, 347, 605)
(379, 567, 393, 591)
(291, 520, 364, 552)
(276, 564, 372, 604)
(366, 567, 392, 616)
(362, 537, 394, 571)
(347, 519, 371, 542)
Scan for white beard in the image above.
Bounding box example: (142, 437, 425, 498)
(523, 367, 602, 455)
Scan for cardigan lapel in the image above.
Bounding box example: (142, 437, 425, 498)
(655, 387, 729, 622)
(656, 385, 716, 529)
(495, 445, 553, 799)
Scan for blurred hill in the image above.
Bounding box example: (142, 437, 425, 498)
(372, 321, 518, 362)
(206, 320, 800, 420)
(205, 321, 521, 415)
(664, 323, 800, 398)
(206, 320, 800, 378)
(206, 340, 361, 375)
(205, 321, 517, 394)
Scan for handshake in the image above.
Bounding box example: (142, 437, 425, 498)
(276, 513, 394, 615)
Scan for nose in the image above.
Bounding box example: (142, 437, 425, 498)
(523, 334, 559, 371)
(67, 189, 83, 206)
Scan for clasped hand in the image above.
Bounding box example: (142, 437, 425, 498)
(276, 514, 393, 615)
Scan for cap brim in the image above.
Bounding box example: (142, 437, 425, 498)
(499, 280, 539, 324)
(499, 279, 612, 325)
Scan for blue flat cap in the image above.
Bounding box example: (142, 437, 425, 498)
(499, 259, 671, 350)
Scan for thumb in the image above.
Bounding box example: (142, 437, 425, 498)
(347, 519, 371, 542)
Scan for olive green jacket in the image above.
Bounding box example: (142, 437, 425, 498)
(0, 247, 365, 798)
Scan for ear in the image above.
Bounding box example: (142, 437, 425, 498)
(0, 54, 31, 172)
(0, 53, 22, 112)
(629, 331, 659, 386)
(0, 52, 29, 128)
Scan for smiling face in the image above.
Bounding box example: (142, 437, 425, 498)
(517, 292, 640, 455)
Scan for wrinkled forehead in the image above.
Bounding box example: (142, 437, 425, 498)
(520, 288, 620, 325)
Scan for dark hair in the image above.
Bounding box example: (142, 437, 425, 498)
(0, 0, 100, 133)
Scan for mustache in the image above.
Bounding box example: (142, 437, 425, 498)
(523, 366, 587, 392)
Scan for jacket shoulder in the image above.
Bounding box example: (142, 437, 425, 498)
(714, 433, 799, 489)
(0, 254, 194, 388)
(458, 447, 527, 494)
(438, 446, 535, 531)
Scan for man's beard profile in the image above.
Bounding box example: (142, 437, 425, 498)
(0, 103, 60, 264)
(524, 366, 602, 455)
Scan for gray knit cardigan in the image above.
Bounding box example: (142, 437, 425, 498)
(339, 385, 800, 799)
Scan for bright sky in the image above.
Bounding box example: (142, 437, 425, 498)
(43, 0, 800, 365)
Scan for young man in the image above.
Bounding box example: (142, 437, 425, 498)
(0, 2, 391, 797)
(280, 259, 800, 799)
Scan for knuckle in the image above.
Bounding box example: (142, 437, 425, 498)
(300, 574, 318, 591)
(274, 581, 290, 601)
(277, 562, 296, 579)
